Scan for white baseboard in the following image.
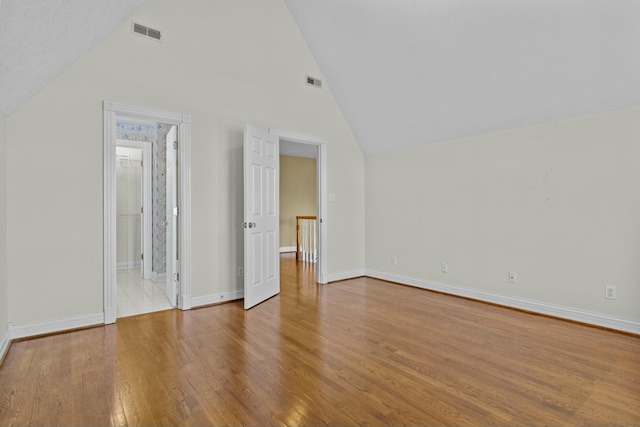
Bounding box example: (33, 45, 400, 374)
(9, 312, 104, 340)
(366, 269, 640, 335)
(327, 269, 366, 283)
(0, 327, 10, 363)
(280, 246, 296, 253)
(191, 290, 244, 308)
(180, 293, 192, 311)
(117, 261, 141, 270)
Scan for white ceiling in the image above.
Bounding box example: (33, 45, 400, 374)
(0, 0, 149, 117)
(280, 140, 318, 159)
(285, 0, 640, 154)
(1, 1, 638, 156)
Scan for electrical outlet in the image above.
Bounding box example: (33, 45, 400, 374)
(508, 271, 517, 284)
(441, 263, 448, 273)
(391, 256, 398, 265)
(605, 285, 616, 300)
(238, 267, 243, 277)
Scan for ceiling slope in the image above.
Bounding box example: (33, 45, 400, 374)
(0, 0, 149, 117)
(285, 0, 640, 155)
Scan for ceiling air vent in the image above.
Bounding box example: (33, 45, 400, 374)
(306, 76, 322, 88)
(132, 22, 162, 42)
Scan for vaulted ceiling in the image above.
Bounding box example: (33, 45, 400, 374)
(0, 0, 149, 118)
(1, 0, 638, 155)
(285, 0, 640, 154)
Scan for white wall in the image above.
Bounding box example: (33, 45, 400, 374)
(116, 147, 142, 267)
(6, 0, 364, 326)
(366, 107, 640, 325)
(0, 112, 8, 347)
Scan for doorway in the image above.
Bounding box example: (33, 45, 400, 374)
(103, 102, 192, 324)
(115, 127, 175, 318)
(242, 126, 327, 310)
(279, 148, 317, 266)
(272, 129, 327, 285)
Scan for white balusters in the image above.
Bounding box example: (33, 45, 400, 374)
(296, 216, 317, 263)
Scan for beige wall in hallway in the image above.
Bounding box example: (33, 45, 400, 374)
(280, 155, 316, 249)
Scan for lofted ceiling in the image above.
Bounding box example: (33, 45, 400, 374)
(285, 0, 640, 154)
(0, 0, 638, 155)
(0, 0, 149, 117)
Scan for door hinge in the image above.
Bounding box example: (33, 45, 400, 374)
(141, 253, 144, 260)
(140, 206, 143, 214)
(174, 272, 179, 282)
(173, 140, 178, 150)
(173, 207, 178, 216)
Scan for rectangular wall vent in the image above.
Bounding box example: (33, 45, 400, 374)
(306, 76, 322, 88)
(132, 22, 162, 41)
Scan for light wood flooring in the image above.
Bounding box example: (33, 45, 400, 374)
(0, 253, 638, 426)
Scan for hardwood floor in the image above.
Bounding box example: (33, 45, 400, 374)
(1, 253, 639, 426)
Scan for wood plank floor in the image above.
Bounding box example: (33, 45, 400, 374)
(1, 253, 639, 426)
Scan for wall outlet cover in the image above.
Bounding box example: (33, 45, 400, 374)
(605, 285, 616, 299)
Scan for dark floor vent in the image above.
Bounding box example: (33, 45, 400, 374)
(133, 22, 162, 41)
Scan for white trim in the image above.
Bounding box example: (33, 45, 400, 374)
(104, 105, 117, 324)
(280, 246, 296, 253)
(178, 115, 192, 310)
(9, 313, 104, 340)
(0, 327, 11, 362)
(191, 290, 244, 308)
(103, 101, 192, 324)
(327, 269, 366, 283)
(117, 261, 142, 270)
(365, 269, 640, 335)
(270, 129, 328, 284)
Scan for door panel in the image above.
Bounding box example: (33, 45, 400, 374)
(244, 124, 280, 309)
(166, 125, 178, 307)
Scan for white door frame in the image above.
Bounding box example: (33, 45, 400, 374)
(116, 139, 152, 279)
(165, 125, 178, 307)
(103, 101, 192, 324)
(270, 129, 328, 284)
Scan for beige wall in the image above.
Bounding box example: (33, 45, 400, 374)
(0, 112, 7, 339)
(366, 107, 640, 323)
(280, 155, 316, 249)
(6, 0, 365, 326)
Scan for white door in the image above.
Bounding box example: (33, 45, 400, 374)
(166, 125, 178, 306)
(244, 124, 280, 309)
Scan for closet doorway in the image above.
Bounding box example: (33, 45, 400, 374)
(115, 133, 175, 318)
(103, 102, 192, 324)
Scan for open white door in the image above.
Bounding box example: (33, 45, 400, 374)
(244, 124, 280, 309)
(166, 125, 178, 306)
